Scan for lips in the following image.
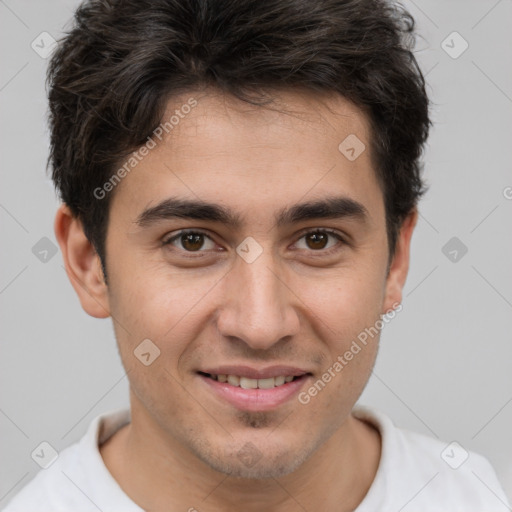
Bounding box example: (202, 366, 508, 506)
(197, 365, 312, 411)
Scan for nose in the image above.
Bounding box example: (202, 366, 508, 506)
(215, 248, 301, 351)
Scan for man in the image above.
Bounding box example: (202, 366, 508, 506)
(4, 0, 510, 510)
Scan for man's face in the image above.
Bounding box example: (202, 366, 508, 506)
(100, 89, 403, 478)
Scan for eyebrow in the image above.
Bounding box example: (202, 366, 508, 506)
(134, 195, 369, 229)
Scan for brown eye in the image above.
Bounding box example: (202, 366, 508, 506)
(163, 230, 216, 252)
(180, 233, 205, 251)
(305, 232, 329, 250)
(295, 229, 344, 253)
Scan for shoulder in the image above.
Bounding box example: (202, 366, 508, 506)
(2, 408, 134, 512)
(3, 441, 84, 511)
(353, 405, 511, 512)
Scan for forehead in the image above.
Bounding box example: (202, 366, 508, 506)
(166, 88, 371, 161)
(109, 88, 383, 227)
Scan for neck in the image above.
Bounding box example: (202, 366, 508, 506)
(100, 397, 381, 512)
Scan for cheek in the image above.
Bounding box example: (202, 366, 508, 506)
(107, 264, 220, 365)
(288, 262, 384, 402)
(293, 263, 386, 344)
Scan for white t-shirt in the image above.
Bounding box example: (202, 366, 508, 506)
(3, 406, 510, 512)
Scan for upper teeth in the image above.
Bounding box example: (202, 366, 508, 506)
(211, 374, 295, 389)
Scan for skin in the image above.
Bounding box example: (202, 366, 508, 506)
(55, 88, 417, 512)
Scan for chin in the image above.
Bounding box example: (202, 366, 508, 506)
(205, 451, 309, 480)
(190, 435, 318, 480)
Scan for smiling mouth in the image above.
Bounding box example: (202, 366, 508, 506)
(198, 372, 305, 389)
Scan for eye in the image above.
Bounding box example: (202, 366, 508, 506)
(162, 228, 346, 257)
(294, 229, 344, 253)
(162, 230, 217, 252)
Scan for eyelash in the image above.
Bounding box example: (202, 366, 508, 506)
(161, 228, 346, 257)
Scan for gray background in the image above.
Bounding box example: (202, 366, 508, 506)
(1, 0, 511, 507)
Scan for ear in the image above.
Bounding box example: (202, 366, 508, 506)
(382, 209, 418, 314)
(54, 204, 111, 318)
